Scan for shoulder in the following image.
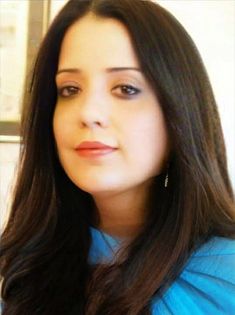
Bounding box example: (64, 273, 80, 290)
(152, 237, 235, 315)
(193, 235, 235, 257)
(188, 236, 235, 276)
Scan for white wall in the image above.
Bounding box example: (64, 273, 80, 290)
(0, 143, 19, 230)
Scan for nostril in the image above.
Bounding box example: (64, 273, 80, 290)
(80, 120, 106, 129)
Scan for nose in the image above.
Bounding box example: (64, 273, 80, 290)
(78, 92, 110, 129)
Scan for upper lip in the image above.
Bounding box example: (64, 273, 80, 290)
(75, 141, 116, 150)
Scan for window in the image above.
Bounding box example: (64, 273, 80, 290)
(0, 0, 66, 143)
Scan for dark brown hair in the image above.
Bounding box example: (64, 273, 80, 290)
(1, 0, 235, 314)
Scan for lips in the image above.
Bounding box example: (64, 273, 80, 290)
(75, 141, 117, 158)
(76, 141, 114, 150)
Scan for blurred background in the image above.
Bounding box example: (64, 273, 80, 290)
(0, 0, 234, 230)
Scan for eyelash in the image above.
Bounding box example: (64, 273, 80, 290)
(57, 84, 141, 98)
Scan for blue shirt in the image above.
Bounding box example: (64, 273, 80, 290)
(1, 229, 234, 315)
(89, 227, 235, 315)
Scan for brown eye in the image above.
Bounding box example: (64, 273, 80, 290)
(120, 85, 139, 95)
(113, 84, 141, 98)
(121, 85, 140, 95)
(57, 86, 80, 98)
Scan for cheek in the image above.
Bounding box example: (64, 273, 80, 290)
(128, 113, 167, 146)
(53, 107, 72, 147)
(124, 113, 169, 170)
(53, 117, 63, 150)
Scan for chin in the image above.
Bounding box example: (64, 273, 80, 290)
(71, 177, 123, 195)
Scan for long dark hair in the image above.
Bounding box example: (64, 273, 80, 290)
(1, 0, 235, 314)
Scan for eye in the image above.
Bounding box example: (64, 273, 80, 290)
(113, 84, 141, 98)
(57, 86, 80, 98)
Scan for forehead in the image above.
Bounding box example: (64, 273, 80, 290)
(58, 13, 140, 70)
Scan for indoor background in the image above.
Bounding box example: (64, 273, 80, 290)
(0, 0, 234, 230)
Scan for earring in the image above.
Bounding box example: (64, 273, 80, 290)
(164, 172, 168, 187)
(164, 164, 169, 188)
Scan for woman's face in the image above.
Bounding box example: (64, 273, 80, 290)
(53, 13, 170, 198)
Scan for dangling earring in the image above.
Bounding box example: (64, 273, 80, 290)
(164, 165, 169, 188)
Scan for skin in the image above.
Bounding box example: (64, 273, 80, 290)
(53, 13, 170, 239)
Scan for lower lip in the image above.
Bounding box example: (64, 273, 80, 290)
(75, 148, 117, 158)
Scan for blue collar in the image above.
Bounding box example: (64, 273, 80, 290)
(88, 227, 122, 264)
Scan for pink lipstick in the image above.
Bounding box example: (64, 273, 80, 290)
(75, 141, 117, 158)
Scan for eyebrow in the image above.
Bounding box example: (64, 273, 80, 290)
(56, 67, 142, 76)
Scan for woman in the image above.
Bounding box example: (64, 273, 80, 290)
(0, 0, 235, 314)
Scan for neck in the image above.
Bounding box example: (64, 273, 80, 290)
(92, 183, 152, 240)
